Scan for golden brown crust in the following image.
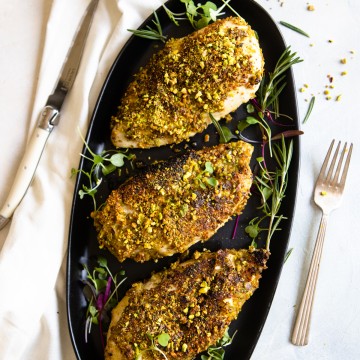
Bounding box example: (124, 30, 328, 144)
(111, 17, 264, 148)
(105, 247, 269, 360)
(91, 141, 253, 263)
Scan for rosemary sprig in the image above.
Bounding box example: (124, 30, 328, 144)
(258, 46, 303, 116)
(280, 21, 310, 38)
(302, 96, 315, 123)
(241, 46, 303, 155)
(128, 11, 167, 42)
(245, 136, 293, 250)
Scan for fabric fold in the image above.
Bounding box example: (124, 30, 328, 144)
(0, 1, 164, 359)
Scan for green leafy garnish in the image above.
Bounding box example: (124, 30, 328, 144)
(201, 329, 237, 360)
(157, 333, 171, 347)
(279, 21, 310, 38)
(209, 113, 236, 143)
(246, 136, 293, 250)
(197, 161, 218, 189)
(162, 4, 187, 26)
(82, 257, 127, 344)
(181, 0, 222, 29)
(164, 0, 240, 30)
(302, 96, 315, 124)
(128, 11, 167, 42)
(135, 333, 170, 360)
(71, 130, 134, 210)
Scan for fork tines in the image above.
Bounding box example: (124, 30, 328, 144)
(317, 139, 353, 189)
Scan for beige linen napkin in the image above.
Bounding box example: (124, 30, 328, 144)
(0, 0, 162, 359)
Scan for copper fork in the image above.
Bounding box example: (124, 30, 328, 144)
(291, 139, 353, 346)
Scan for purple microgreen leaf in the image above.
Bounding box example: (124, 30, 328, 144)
(231, 215, 240, 239)
(96, 293, 104, 312)
(104, 277, 112, 304)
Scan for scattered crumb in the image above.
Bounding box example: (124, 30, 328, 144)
(341, 71, 347, 76)
(327, 75, 334, 83)
(307, 4, 315, 11)
(340, 58, 347, 64)
(336, 95, 342, 102)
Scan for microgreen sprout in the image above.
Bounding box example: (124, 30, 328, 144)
(201, 329, 237, 360)
(82, 256, 126, 347)
(135, 333, 170, 360)
(162, 4, 187, 26)
(128, 11, 167, 42)
(180, 0, 224, 29)
(164, 0, 240, 30)
(209, 113, 236, 144)
(71, 129, 134, 210)
(196, 161, 218, 189)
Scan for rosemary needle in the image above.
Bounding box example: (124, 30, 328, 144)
(302, 96, 315, 124)
(284, 247, 294, 263)
(280, 21, 310, 38)
(128, 11, 167, 43)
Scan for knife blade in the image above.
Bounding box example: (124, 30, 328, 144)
(0, 0, 99, 230)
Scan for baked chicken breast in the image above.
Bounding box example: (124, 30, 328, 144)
(105, 247, 269, 359)
(91, 141, 253, 263)
(111, 16, 264, 148)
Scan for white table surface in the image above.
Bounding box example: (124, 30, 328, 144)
(0, 0, 359, 359)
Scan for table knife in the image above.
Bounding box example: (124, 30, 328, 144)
(0, 0, 99, 230)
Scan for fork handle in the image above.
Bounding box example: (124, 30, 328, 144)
(291, 213, 328, 346)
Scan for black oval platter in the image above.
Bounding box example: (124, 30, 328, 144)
(66, 0, 300, 359)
